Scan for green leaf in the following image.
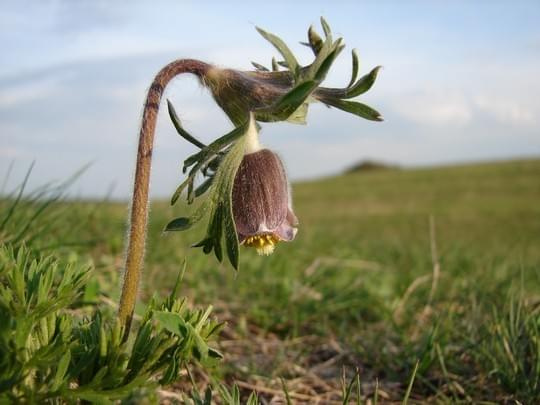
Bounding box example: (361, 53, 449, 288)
(170, 177, 190, 205)
(171, 120, 248, 206)
(167, 100, 206, 149)
(194, 176, 214, 198)
(223, 203, 239, 270)
(256, 26, 299, 76)
(277, 60, 289, 69)
(154, 311, 188, 337)
(251, 61, 268, 71)
(301, 32, 340, 83)
(183, 121, 248, 170)
(75, 391, 114, 405)
(208, 347, 224, 359)
(321, 16, 332, 38)
(308, 25, 323, 55)
(246, 391, 259, 405)
(323, 98, 383, 121)
(51, 349, 71, 391)
(344, 65, 382, 98)
(285, 103, 309, 125)
(165, 217, 192, 231)
(255, 81, 318, 122)
(191, 326, 209, 360)
(348, 49, 360, 88)
(203, 126, 247, 268)
(210, 203, 224, 263)
(167, 118, 251, 268)
(271, 57, 279, 72)
(314, 44, 343, 83)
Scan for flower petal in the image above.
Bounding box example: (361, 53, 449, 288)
(232, 149, 289, 237)
(274, 220, 297, 242)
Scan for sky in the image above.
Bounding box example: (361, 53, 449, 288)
(1, 1, 539, 199)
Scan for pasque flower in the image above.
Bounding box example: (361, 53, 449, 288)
(163, 18, 382, 269)
(119, 17, 382, 333)
(232, 124, 297, 255)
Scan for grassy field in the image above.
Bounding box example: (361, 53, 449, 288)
(2, 158, 539, 403)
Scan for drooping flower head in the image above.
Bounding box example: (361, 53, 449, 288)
(165, 18, 382, 269)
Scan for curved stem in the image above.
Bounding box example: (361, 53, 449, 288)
(118, 59, 210, 335)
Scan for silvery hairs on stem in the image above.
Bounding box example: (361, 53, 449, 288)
(165, 17, 383, 270)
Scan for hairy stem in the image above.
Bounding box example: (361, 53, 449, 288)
(118, 59, 210, 335)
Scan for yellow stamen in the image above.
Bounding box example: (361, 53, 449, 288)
(243, 233, 279, 255)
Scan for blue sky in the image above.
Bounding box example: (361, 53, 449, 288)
(1, 1, 539, 199)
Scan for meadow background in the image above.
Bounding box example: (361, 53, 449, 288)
(1, 1, 540, 403)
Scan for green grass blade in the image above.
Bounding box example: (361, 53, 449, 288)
(402, 361, 419, 405)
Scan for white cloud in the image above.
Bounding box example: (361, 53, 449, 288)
(473, 95, 536, 127)
(0, 77, 61, 108)
(392, 91, 472, 127)
(391, 89, 538, 130)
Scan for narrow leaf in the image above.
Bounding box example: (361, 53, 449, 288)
(194, 176, 214, 197)
(251, 61, 269, 71)
(314, 45, 342, 83)
(285, 103, 309, 125)
(255, 81, 318, 122)
(210, 203, 224, 263)
(323, 98, 383, 121)
(223, 206, 239, 270)
(170, 177, 190, 205)
(183, 121, 249, 169)
(345, 66, 382, 98)
(320, 16, 332, 38)
(348, 49, 360, 88)
(208, 347, 224, 359)
(256, 26, 299, 75)
(165, 217, 192, 231)
(402, 361, 419, 405)
(277, 60, 289, 68)
(271, 57, 279, 72)
(301, 32, 338, 82)
(167, 100, 206, 149)
(51, 350, 71, 391)
(308, 25, 323, 55)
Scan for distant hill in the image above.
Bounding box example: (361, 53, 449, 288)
(344, 159, 399, 174)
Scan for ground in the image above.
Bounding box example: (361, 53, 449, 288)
(3, 158, 539, 403)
